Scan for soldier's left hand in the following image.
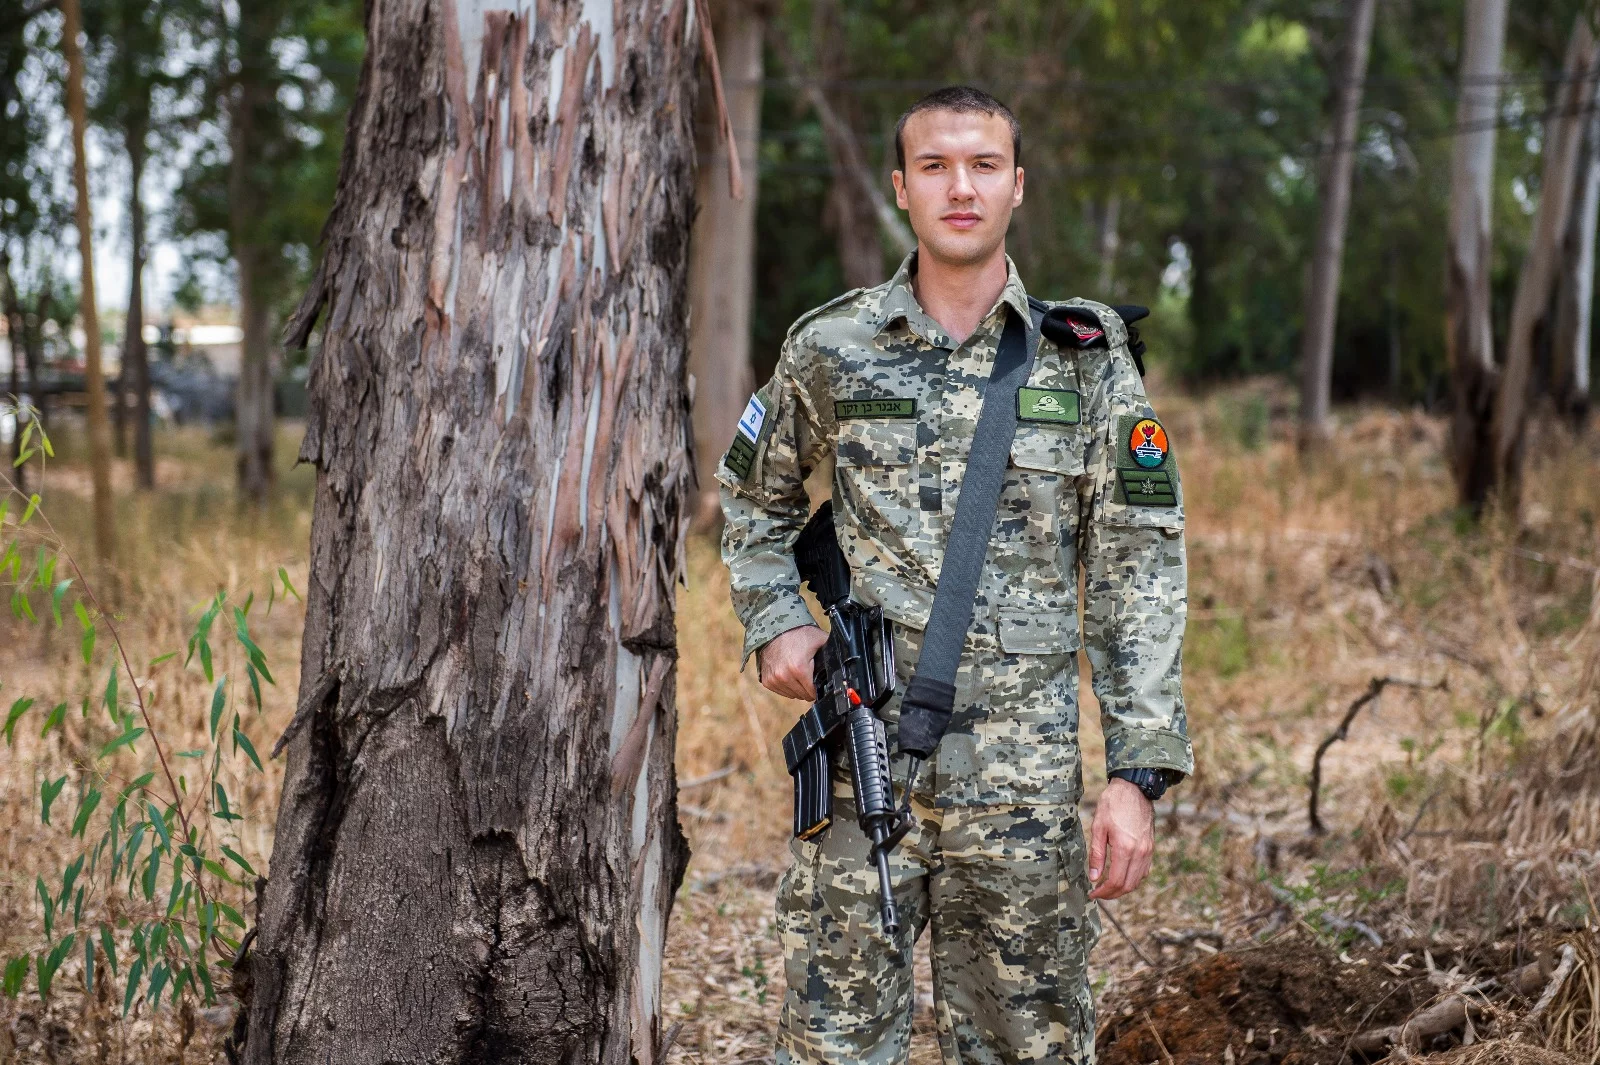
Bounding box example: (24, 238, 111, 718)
(1087, 778, 1155, 900)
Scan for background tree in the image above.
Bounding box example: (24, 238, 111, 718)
(61, 0, 114, 565)
(241, 0, 697, 1060)
(1297, 0, 1376, 450)
(688, 0, 763, 528)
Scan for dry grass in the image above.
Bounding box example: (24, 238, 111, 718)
(2, 388, 1598, 1063)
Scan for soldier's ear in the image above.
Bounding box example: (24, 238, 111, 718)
(1012, 167, 1025, 208)
(892, 170, 909, 211)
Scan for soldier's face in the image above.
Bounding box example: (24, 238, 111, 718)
(892, 110, 1024, 268)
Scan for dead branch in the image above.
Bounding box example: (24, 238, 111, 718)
(1525, 943, 1578, 1024)
(679, 765, 736, 790)
(1349, 957, 1549, 1054)
(1308, 675, 1448, 834)
(1152, 928, 1226, 949)
(1098, 900, 1158, 969)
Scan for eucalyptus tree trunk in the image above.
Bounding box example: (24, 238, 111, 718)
(1554, 108, 1600, 427)
(2, 258, 25, 493)
(242, 2, 697, 1063)
(1445, 0, 1509, 513)
(1297, 0, 1376, 451)
(688, 0, 761, 528)
(126, 115, 154, 489)
(230, 2, 277, 502)
(1492, 16, 1599, 498)
(62, 0, 116, 564)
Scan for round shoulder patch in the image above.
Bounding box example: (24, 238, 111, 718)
(1129, 418, 1169, 468)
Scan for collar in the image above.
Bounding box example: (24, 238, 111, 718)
(875, 250, 1032, 345)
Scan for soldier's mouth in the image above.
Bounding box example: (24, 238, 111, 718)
(942, 213, 981, 229)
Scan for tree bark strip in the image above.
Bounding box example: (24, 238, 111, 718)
(1297, 0, 1376, 450)
(245, 1, 697, 1062)
(1490, 16, 1598, 507)
(61, 0, 116, 564)
(1444, 0, 1509, 513)
(687, 0, 760, 528)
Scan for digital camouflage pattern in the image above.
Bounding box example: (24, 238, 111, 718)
(775, 788, 1098, 1065)
(718, 252, 1192, 1062)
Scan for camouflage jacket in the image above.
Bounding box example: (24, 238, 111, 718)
(718, 252, 1193, 804)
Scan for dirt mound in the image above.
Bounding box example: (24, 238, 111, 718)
(1097, 942, 1429, 1065)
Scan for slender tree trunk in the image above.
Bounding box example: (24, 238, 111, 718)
(688, 0, 761, 529)
(1554, 107, 1599, 427)
(230, 4, 276, 502)
(1298, 0, 1377, 450)
(1491, 17, 1598, 508)
(242, 2, 697, 1063)
(62, 0, 116, 564)
(111, 355, 126, 456)
(1445, 0, 1509, 513)
(2, 260, 24, 493)
(127, 117, 154, 489)
(1096, 193, 1120, 296)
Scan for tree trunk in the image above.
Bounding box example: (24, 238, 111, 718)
(1490, 16, 1598, 508)
(687, 0, 761, 529)
(127, 116, 154, 489)
(243, 2, 697, 1063)
(2, 257, 25, 493)
(1445, 0, 1509, 513)
(62, 0, 116, 564)
(1297, 0, 1376, 450)
(1096, 193, 1120, 296)
(230, 5, 277, 502)
(1553, 106, 1599, 427)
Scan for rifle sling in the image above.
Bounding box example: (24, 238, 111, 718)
(896, 305, 1042, 759)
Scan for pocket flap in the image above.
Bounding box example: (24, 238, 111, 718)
(997, 607, 1081, 654)
(1009, 425, 1085, 476)
(837, 421, 915, 468)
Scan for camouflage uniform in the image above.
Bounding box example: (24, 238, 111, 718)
(718, 252, 1193, 1064)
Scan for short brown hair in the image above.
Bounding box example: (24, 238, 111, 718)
(894, 86, 1022, 171)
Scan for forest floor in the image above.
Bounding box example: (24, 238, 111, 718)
(2, 380, 1599, 1063)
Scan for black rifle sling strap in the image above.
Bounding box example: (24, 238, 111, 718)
(897, 304, 1042, 759)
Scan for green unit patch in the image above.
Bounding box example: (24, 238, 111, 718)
(835, 397, 917, 420)
(723, 433, 758, 481)
(1117, 469, 1177, 507)
(1017, 388, 1081, 425)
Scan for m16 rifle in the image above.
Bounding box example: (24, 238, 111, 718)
(781, 502, 914, 935)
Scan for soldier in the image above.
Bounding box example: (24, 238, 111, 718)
(717, 85, 1192, 1064)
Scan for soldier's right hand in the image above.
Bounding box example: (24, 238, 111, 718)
(758, 625, 829, 701)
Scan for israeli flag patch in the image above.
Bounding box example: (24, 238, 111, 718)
(737, 394, 767, 443)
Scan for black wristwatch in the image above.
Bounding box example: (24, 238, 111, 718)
(1109, 767, 1172, 802)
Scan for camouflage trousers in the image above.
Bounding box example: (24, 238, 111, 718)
(774, 787, 1100, 1065)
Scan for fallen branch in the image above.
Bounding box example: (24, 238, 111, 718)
(1308, 675, 1447, 834)
(1349, 957, 1548, 1054)
(1152, 928, 1226, 949)
(1525, 943, 1578, 1024)
(679, 765, 736, 790)
(1098, 900, 1159, 969)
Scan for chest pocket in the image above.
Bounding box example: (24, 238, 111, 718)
(835, 420, 917, 524)
(995, 425, 1086, 544)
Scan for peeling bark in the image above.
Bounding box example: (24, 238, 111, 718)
(1554, 104, 1600, 427)
(245, 2, 697, 1062)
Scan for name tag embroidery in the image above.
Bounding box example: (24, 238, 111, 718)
(835, 398, 917, 420)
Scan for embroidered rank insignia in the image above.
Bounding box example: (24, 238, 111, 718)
(1129, 418, 1169, 468)
(1118, 469, 1177, 506)
(835, 398, 916, 419)
(1017, 387, 1081, 425)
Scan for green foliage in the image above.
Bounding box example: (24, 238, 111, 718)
(0, 426, 276, 1011)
